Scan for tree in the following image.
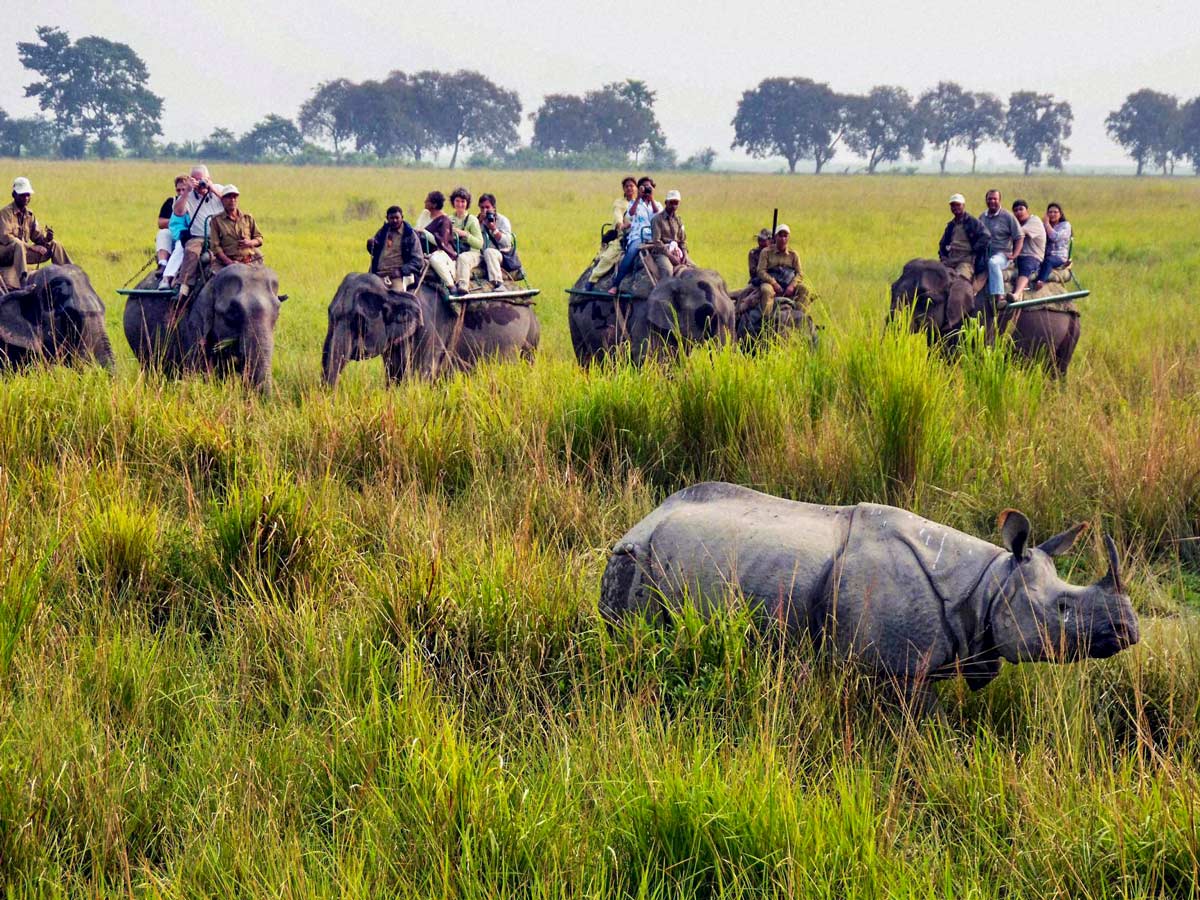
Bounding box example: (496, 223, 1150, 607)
(237, 115, 304, 160)
(529, 79, 666, 163)
(1105, 89, 1179, 175)
(1004, 92, 1072, 175)
(960, 92, 1005, 174)
(201, 127, 239, 160)
(915, 82, 974, 174)
(531, 93, 598, 154)
(299, 79, 356, 160)
(421, 70, 520, 169)
(680, 147, 718, 171)
(1176, 97, 1200, 174)
(731, 77, 846, 173)
(843, 86, 924, 174)
(17, 26, 162, 151)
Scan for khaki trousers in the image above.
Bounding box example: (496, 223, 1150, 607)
(454, 250, 482, 289)
(590, 240, 623, 281)
(427, 250, 456, 288)
(480, 248, 504, 283)
(0, 240, 72, 288)
(176, 238, 206, 290)
(945, 258, 975, 280)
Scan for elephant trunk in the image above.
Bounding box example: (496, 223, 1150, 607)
(92, 328, 115, 372)
(242, 323, 275, 393)
(321, 325, 351, 388)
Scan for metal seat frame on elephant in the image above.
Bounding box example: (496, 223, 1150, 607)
(115, 231, 219, 308)
(415, 230, 540, 306)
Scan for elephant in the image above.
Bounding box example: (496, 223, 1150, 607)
(735, 301, 819, 350)
(0, 264, 114, 371)
(321, 272, 539, 387)
(123, 263, 283, 391)
(890, 258, 1081, 377)
(568, 262, 735, 366)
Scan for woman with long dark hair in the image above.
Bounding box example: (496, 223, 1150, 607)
(1033, 202, 1072, 289)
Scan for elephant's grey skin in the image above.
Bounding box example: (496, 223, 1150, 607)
(124, 263, 282, 391)
(735, 303, 818, 351)
(568, 263, 734, 366)
(0, 265, 114, 371)
(891, 258, 1081, 377)
(322, 272, 538, 386)
(601, 482, 1139, 695)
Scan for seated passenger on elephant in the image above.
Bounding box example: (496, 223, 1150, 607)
(416, 191, 458, 292)
(937, 193, 988, 281)
(367, 205, 424, 290)
(978, 188, 1023, 307)
(0, 177, 73, 289)
(208, 185, 264, 272)
(586, 176, 637, 289)
(755, 224, 808, 316)
(1011, 199, 1044, 301)
(174, 166, 227, 300)
(732, 228, 773, 313)
(448, 187, 483, 296)
(478, 193, 521, 287)
(646, 190, 688, 281)
(1031, 202, 1071, 290)
(156, 176, 191, 288)
(609, 176, 662, 295)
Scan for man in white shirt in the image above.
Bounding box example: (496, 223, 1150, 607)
(173, 165, 226, 299)
(609, 176, 662, 294)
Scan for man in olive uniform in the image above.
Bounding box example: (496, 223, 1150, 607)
(646, 189, 688, 280)
(0, 177, 72, 288)
(208, 185, 264, 272)
(587, 176, 638, 288)
(755, 224, 808, 317)
(937, 193, 988, 281)
(732, 228, 773, 313)
(367, 205, 424, 290)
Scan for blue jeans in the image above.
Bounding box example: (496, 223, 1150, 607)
(986, 252, 1011, 296)
(1036, 255, 1067, 284)
(611, 241, 643, 289)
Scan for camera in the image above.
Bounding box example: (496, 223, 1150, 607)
(197, 180, 208, 190)
(483, 211, 497, 224)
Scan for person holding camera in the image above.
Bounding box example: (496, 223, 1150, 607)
(586, 176, 637, 289)
(609, 176, 662, 295)
(478, 193, 519, 289)
(172, 165, 226, 300)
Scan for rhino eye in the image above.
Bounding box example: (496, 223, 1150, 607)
(1057, 599, 1070, 613)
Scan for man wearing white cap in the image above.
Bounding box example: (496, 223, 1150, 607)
(208, 185, 264, 272)
(0, 177, 72, 288)
(755, 224, 807, 317)
(937, 193, 988, 281)
(646, 189, 688, 280)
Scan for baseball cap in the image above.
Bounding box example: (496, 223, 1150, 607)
(757, 228, 772, 241)
(12, 177, 33, 195)
(948, 193, 966, 204)
(774, 224, 790, 234)
(220, 184, 240, 196)
(665, 189, 681, 202)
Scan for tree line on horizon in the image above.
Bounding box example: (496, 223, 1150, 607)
(2, 25, 1199, 175)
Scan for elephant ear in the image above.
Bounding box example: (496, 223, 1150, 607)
(384, 292, 423, 343)
(646, 286, 680, 334)
(0, 292, 42, 351)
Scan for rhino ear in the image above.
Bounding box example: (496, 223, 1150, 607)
(998, 509, 1032, 560)
(1037, 521, 1088, 557)
(1098, 534, 1125, 594)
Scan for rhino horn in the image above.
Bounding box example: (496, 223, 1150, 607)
(1037, 521, 1089, 557)
(1098, 534, 1125, 594)
(998, 509, 1032, 560)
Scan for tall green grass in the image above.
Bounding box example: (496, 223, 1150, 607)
(0, 164, 1197, 896)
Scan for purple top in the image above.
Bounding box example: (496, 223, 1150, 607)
(1045, 219, 1072, 261)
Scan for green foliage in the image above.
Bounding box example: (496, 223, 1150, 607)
(1005, 91, 1074, 175)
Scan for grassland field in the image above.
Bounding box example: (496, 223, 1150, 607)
(1, 160, 1199, 897)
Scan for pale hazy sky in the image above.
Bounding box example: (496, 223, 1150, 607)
(2, 0, 1197, 170)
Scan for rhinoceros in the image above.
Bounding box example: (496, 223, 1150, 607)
(600, 482, 1139, 692)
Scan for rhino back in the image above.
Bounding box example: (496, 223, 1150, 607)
(830, 504, 1003, 678)
(606, 482, 852, 631)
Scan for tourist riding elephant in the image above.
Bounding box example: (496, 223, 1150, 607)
(0, 264, 114, 371)
(568, 263, 734, 366)
(321, 272, 539, 386)
(890, 258, 1081, 377)
(124, 263, 283, 391)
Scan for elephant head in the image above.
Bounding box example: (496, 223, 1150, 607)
(642, 267, 735, 355)
(25, 265, 114, 369)
(322, 273, 424, 387)
(987, 511, 1140, 665)
(0, 265, 113, 370)
(889, 258, 973, 346)
(186, 264, 283, 391)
